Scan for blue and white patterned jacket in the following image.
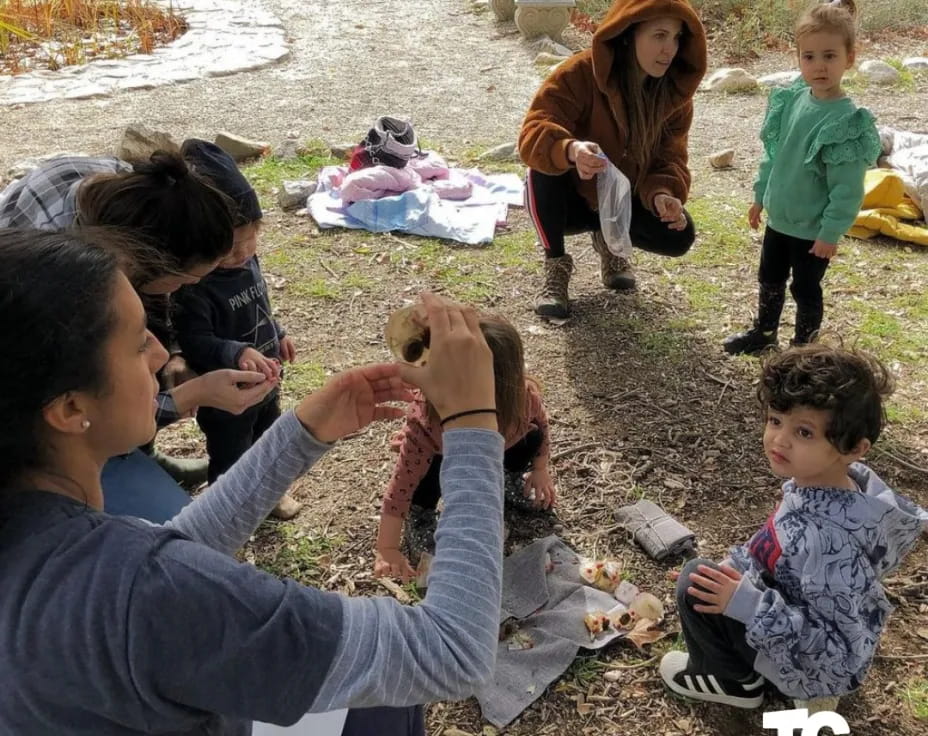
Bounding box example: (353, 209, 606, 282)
(725, 463, 927, 699)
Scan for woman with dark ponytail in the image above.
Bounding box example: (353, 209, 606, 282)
(0, 150, 282, 521)
(0, 227, 505, 736)
(0, 150, 232, 292)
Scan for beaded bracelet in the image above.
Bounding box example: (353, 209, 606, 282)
(439, 408, 498, 427)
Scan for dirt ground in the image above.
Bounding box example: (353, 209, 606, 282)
(3, 2, 928, 734)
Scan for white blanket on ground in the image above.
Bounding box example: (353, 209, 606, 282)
(879, 126, 928, 215)
(307, 163, 523, 245)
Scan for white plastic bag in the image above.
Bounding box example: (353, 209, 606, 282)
(596, 155, 633, 257)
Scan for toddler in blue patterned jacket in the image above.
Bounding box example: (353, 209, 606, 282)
(660, 344, 927, 709)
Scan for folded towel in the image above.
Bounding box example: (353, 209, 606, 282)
(614, 499, 696, 561)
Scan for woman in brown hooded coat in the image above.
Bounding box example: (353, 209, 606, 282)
(519, 0, 707, 318)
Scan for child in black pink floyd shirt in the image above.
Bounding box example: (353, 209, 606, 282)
(174, 139, 301, 519)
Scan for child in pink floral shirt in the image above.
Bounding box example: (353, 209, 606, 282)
(374, 316, 554, 580)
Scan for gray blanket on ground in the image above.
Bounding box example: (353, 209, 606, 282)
(474, 536, 628, 728)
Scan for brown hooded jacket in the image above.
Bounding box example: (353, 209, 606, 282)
(518, 0, 707, 212)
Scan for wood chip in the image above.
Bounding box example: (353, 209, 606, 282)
(377, 578, 411, 604)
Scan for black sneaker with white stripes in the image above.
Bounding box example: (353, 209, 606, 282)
(660, 652, 765, 709)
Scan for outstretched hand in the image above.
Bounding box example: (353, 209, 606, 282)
(296, 363, 414, 444)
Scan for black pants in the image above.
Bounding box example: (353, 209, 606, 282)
(341, 705, 425, 736)
(756, 226, 831, 342)
(676, 558, 758, 680)
(525, 169, 696, 258)
(196, 396, 281, 484)
(411, 428, 544, 511)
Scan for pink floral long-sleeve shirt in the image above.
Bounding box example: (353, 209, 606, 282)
(381, 383, 550, 519)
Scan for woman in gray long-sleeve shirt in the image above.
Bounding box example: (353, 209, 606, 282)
(0, 227, 505, 736)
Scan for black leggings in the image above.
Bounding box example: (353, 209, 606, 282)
(196, 397, 281, 484)
(525, 169, 696, 258)
(756, 226, 830, 341)
(341, 705, 425, 736)
(411, 429, 544, 511)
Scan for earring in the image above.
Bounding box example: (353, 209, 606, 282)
(81, 420, 91, 429)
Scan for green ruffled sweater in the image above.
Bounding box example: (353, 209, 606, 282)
(753, 80, 881, 244)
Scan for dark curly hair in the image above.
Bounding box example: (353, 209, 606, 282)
(757, 343, 893, 453)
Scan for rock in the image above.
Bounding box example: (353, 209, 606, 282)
(214, 131, 270, 162)
(117, 123, 178, 162)
(479, 142, 519, 161)
(489, 0, 515, 22)
(758, 70, 800, 88)
(276, 135, 301, 161)
(329, 142, 357, 160)
(603, 669, 623, 683)
(858, 60, 900, 85)
(278, 179, 317, 210)
(708, 148, 735, 169)
(534, 51, 567, 66)
(903, 57, 928, 73)
(8, 159, 40, 179)
(532, 35, 572, 58)
(703, 67, 758, 93)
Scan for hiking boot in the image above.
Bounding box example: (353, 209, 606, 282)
(723, 325, 778, 356)
(152, 449, 209, 488)
(591, 231, 635, 290)
(403, 504, 438, 565)
(660, 651, 766, 709)
(535, 253, 574, 319)
(270, 493, 303, 520)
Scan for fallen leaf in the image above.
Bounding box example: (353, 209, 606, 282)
(625, 617, 668, 649)
(443, 730, 475, 736)
(916, 628, 928, 642)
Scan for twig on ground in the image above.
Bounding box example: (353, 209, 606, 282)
(384, 232, 415, 249)
(377, 578, 412, 604)
(700, 368, 732, 388)
(608, 655, 659, 670)
(319, 258, 338, 280)
(551, 442, 601, 462)
(871, 447, 928, 475)
(876, 653, 928, 660)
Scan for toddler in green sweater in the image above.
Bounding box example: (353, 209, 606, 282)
(724, 0, 881, 355)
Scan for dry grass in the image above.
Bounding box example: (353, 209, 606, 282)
(0, 0, 185, 74)
(575, 0, 928, 62)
